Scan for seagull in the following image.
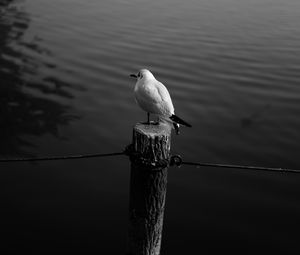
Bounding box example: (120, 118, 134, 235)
(130, 69, 191, 134)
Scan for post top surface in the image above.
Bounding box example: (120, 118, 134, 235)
(134, 122, 171, 137)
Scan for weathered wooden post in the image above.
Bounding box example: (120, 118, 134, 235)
(127, 122, 171, 255)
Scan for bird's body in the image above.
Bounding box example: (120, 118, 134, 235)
(130, 69, 191, 134)
(134, 70, 174, 117)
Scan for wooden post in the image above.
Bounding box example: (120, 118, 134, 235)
(127, 122, 171, 255)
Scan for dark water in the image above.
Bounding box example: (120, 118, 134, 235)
(1, 0, 300, 254)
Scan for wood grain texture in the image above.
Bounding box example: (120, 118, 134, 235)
(128, 123, 171, 255)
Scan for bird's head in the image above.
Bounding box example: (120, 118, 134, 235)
(130, 69, 154, 81)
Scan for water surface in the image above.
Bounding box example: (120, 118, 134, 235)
(1, 0, 300, 254)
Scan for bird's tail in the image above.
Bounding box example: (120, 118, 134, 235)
(170, 114, 192, 127)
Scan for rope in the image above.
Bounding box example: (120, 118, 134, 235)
(0, 152, 125, 162)
(182, 161, 300, 173)
(0, 147, 299, 174)
(169, 155, 300, 174)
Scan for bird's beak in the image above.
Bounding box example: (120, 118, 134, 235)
(130, 74, 137, 78)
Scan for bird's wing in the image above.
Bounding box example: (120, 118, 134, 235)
(155, 81, 175, 115)
(135, 80, 174, 116)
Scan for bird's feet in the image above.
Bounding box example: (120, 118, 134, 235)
(143, 113, 159, 125)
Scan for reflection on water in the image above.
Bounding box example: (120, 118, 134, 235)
(0, 0, 77, 156)
(240, 103, 271, 128)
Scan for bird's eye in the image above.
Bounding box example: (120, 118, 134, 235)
(137, 72, 141, 78)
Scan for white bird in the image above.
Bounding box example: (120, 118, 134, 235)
(130, 69, 191, 134)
